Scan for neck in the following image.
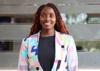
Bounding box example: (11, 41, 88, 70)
(40, 29, 55, 37)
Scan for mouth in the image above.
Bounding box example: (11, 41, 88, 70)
(43, 22, 52, 25)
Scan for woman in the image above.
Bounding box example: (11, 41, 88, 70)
(18, 3, 78, 71)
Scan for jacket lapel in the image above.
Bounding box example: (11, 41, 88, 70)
(51, 31, 65, 71)
(28, 32, 43, 71)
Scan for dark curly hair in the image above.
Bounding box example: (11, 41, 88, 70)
(29, 3, 69, 36)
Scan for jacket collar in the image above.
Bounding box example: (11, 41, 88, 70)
(36, 30, 63, 45)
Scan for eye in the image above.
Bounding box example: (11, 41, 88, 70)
(40, 14, 45, 18)
(50, 13, 55, 18)
(50, 14, 54, 18)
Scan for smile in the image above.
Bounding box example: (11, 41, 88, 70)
(44, 22, 52, 25)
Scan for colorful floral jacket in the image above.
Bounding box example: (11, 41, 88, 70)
(18, 31, 78, 71)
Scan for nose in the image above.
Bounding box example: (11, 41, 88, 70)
(45, 15, 50, 21)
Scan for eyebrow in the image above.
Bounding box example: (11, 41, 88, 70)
(41, 13, 45, 15)
(41, 12, 54, 15)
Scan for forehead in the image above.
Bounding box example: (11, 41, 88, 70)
(41, 6, 55, 14)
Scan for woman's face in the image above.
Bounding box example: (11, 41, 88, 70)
(40, 6, 56, 30)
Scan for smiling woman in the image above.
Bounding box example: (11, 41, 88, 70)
(18, 3, 78, 71)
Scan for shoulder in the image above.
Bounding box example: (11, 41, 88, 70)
(60, 32, 75, 45)
(22, 32, 39, 42)
(29, 33, 39, 38)
(60, 32, 74, 40)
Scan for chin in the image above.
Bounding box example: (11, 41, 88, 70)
(42, 27, 50, 29)
(43, 27, 52, 30)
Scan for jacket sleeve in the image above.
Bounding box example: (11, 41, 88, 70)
(67, 36, 78, 71)
(18, 38, 29, 71)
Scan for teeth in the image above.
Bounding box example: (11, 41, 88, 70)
(44, 23, 51, 25)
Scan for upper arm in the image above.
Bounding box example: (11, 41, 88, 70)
(67, 36, 78, 71)
(18, 38, 29, 71)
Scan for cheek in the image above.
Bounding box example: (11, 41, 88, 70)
(53, 18, 56, 24)
(40, 18, 44, 24)
(53, 16, 56, 23)
(39, 18, 44, 26)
